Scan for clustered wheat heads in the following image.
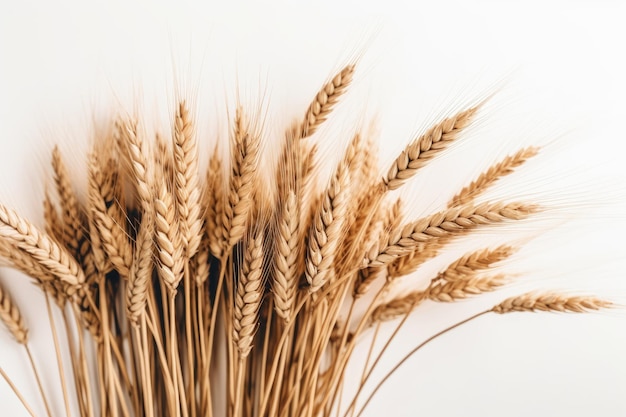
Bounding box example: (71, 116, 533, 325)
(0, 62, 613, 417)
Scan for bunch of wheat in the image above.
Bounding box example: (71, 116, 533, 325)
(0, 63, 611, 417)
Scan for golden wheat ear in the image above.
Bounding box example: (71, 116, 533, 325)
(492, 292, 612, 313)
(0, 281, 28, 345)
(300, 64, 355, 139)
(383, 104, 481, 191)
(448, 146, 540, 207)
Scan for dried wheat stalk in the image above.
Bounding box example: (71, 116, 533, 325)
(0, 62, 612, 417)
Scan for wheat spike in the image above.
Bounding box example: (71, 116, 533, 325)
(427, 274, 508, 302)
(0, 204, 85, 287)
(273, 190, 300, 322)
(173, 101, 203, 258)
(51, 146, 85, 257)
(126, 209, 154, 324)
(448, 146, 540, 207)
(0, 280, 28, 344)
(233, 228, 265, 358)
(367, 202, 537, 268)
(154, 175, 184, 292)
(492, 292, 612, 313)
(87, 153, 132, 276)
(0, 239, 55, 283)
(120, 118, 153, 208)
(204, 149, 226, 259)
(369, 290, 428, 325)
(384, 105, 480, 191)
(438, 245, 515, 282)
(305, 158, 350, 292)
(301, 65, 355, 138)
(223, 109, 259, 252)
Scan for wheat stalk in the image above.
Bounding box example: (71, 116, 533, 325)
(0, 60, 613, 417)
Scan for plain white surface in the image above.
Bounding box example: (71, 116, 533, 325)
(1, 1, 626, 416)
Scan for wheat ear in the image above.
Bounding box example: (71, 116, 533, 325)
(305, 158, 350, 292)
(0, 204, 85, 287)
(384, 105, 480, 190)
(154, 175, 184, 292)
(301, 65, 355, 138)
(51, 146, 86, 257)
(223, 109, 259, 252)
(173, 101, 203, 258)
(367, 202, 537, 268)
(438, 245, 516, 282)
(272, 190, 300, 322)
(448, 146, 540, 207)
(204, 149, 226, 259)
(233, 228, 266, 358)
(86, 153, 132, 276)
(0, 281, 28, 344)
(492, 292, 612, 313)
(126, 209, 154, 324)
(427, 274, 508, 302)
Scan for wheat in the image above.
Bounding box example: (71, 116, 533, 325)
(87, 153, 132, 276)
(448, 146, 540, 207)
(223, 109, 259, 252)
(305, 159, 350, 292)
(369, 290, 428, 325)
(126, 209, 154, 324)
(301, 65, 355, 138)
(427, 274, 508, 302)
(0, 60, 612, 417)
(173, 101, 203, 258)
(0, 204, 85, 287)
(205, 150, 226, 259)
(384, 105, 480, 191)
(154, 175, 184, 292)
(437, 245, 515, 282)
(492, 292, 612, 313)
(51, 146, 85, 257)
(0, 280, 28, 344)
(272, 191, 300, 322)
(367, 202, 537, 268)
(233, 228, 265, 358)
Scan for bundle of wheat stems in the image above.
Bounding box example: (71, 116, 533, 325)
(0, 62, 612, 417)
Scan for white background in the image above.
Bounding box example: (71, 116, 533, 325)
(1, 1, 626, 416)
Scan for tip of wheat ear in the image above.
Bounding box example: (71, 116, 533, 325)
(492, 292, 612, 313)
